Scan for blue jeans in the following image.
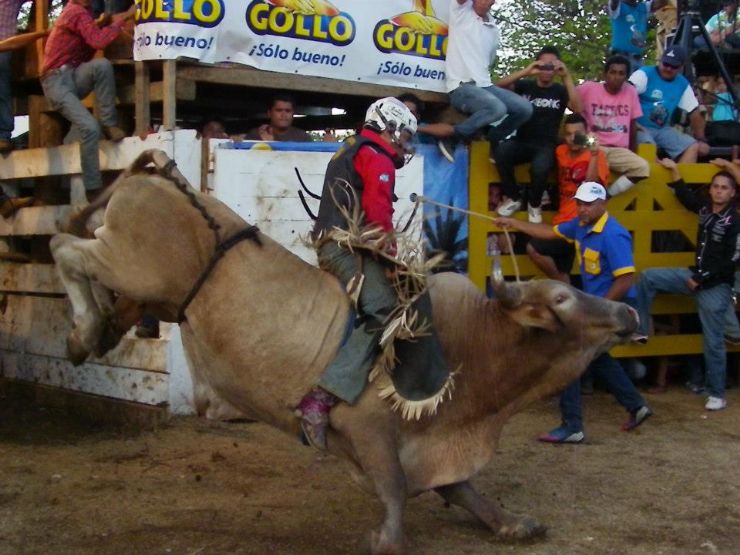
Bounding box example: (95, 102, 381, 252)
(636, 267, 730, 398)
(0, 52, 12, 140)
(449, 83, 533, 143)
(560, 352, 646, 433)
(494, 140, 555, 207)
(41, 59, 119, 191)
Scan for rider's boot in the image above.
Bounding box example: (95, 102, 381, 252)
(296, 387, 337, 450)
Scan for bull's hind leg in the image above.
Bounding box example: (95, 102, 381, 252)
(50, 233, 114, 365)
(435, 481, 546, 541)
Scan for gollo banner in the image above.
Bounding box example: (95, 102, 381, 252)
(133, 0, 450, 92)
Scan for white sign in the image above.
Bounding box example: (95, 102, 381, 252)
(133, 0, 450, 92)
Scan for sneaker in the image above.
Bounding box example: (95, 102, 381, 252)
(437, 138, 456, 163)
(704, 396, 727, 411)
(685, 381, 705, 395)
(621, 405, 652, 431)
(0, 138, 13, 153)
(541, 190, 551, 208)
(103, 125, 127, 143)
(496, 198, 523, 217)
(0, 196, 34, 218)
(724, 334, 740, 346)
(527, 204, 542, 223)
(538, 426, 584, 444)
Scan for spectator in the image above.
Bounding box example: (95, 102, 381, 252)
(40, 0, 134, 196)
(0, 0, 32, 153)
(654, 0, 677, 58)
(709, 79, 737, 121)
(695, 1, 740, 49)
(608, 0, 665, 74)
(245, 94, 311, 142)
(494, 46, 582, 223)
(434, 0, 533, 163)
(525, 113, 609, 283)
(198, 117, 229, 139)
(578, 54, 650, 196)
(397, 92, 434, 145)
(297, 97, 448, 450)
(495, 182, 652, 442)
(629, 45, 710, 163)
(635, 158, 739, 411)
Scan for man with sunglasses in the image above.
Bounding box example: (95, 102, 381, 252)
(494, 182, 652, 442)
(628, 45, 709, 163)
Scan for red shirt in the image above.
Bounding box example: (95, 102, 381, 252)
(355, 129, 399, 232)
(554, 144, 609, 224)
(42, 2, 122, 74)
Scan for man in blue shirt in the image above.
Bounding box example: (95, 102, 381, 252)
(629, 45, 710, 163)
(608, 0, 667, 74)
(495, 182, 652, 442)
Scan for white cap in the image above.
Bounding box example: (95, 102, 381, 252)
(574, 182, 607, 202)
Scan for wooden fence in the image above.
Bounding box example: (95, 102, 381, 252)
(468, 141, 738, 358)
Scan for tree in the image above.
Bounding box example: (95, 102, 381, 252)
(492, 0, 655, 82)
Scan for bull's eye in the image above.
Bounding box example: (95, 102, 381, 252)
(554, 294, 568, 305)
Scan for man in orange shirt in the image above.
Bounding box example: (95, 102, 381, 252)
(527, 113, 609, 282)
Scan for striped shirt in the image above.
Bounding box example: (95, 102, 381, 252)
(42, 2, 122, 74)
(0, 0, 28, 41)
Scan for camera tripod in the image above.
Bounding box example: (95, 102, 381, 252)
(671, 2, 739, 115)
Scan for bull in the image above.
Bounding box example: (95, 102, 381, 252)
(50, 150, 638, 553)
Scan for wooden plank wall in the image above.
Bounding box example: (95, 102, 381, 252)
(0, 131, 201, 411)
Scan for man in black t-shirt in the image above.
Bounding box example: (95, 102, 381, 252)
(494, 46, 582, 223)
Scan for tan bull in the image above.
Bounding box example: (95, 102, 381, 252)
(51, 150, 638, 554)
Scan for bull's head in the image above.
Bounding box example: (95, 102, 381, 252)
(490, 260, 638, 351)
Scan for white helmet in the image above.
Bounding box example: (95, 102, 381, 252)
(365, 97, 418, 142)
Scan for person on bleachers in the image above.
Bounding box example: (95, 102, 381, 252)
(521, 113, 609, 284)
(578, 54, 650, 197)
(493, 46, 582, 224)
(629, 45, 710, 163)
(245, 94, 311, 142)
(608, 0, 667, 74)
(654, 0, 677, 58)
(40, 0, 135, 196)
(433, 0, 533, 163)
(635, 158, 739, 412)
(0, 0, 32, 154)
(695, 0, 740, 50)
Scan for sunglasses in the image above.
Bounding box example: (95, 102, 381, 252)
(661, 62, 681, 69)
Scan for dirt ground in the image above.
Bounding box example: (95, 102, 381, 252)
(1, 385, 738, 555)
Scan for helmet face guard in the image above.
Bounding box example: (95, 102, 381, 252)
(365, 97, 418, 166)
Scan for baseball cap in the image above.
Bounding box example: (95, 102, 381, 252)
(661, 45, 687, 68)
(574, 182, 607, 202)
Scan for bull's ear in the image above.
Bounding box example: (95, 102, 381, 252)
(506, 303, 561, 332)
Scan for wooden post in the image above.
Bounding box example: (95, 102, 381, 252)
(162, 60, 176, 130)
(134, 61, 151, 135)
(28, 95, 64, 149)
(35, 0, 49, 75)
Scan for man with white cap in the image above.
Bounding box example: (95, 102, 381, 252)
(629, 45, 709, 163)
(495, 182, 652, 443)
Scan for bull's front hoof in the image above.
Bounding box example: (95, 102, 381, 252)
(367, 530, 404, 555)
(67, 335, 90, 366)
(497, 516, 547, 541)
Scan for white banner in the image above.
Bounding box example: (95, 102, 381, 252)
(133, 0, 450, 92)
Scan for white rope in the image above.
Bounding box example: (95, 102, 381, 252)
(410, 194, 521, 282)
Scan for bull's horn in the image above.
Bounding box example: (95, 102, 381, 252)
(491, 256, 521, 308)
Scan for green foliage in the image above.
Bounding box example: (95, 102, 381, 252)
(493, 0, 656, 82)
(17, 1, 64, 31)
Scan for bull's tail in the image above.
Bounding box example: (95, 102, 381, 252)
(65, 149, 173, 237)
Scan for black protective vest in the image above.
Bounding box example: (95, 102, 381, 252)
(313, 134, 396, 238)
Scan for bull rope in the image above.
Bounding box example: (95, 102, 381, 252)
(145, 154, 263, 323)
(409, 194, 521, 282)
